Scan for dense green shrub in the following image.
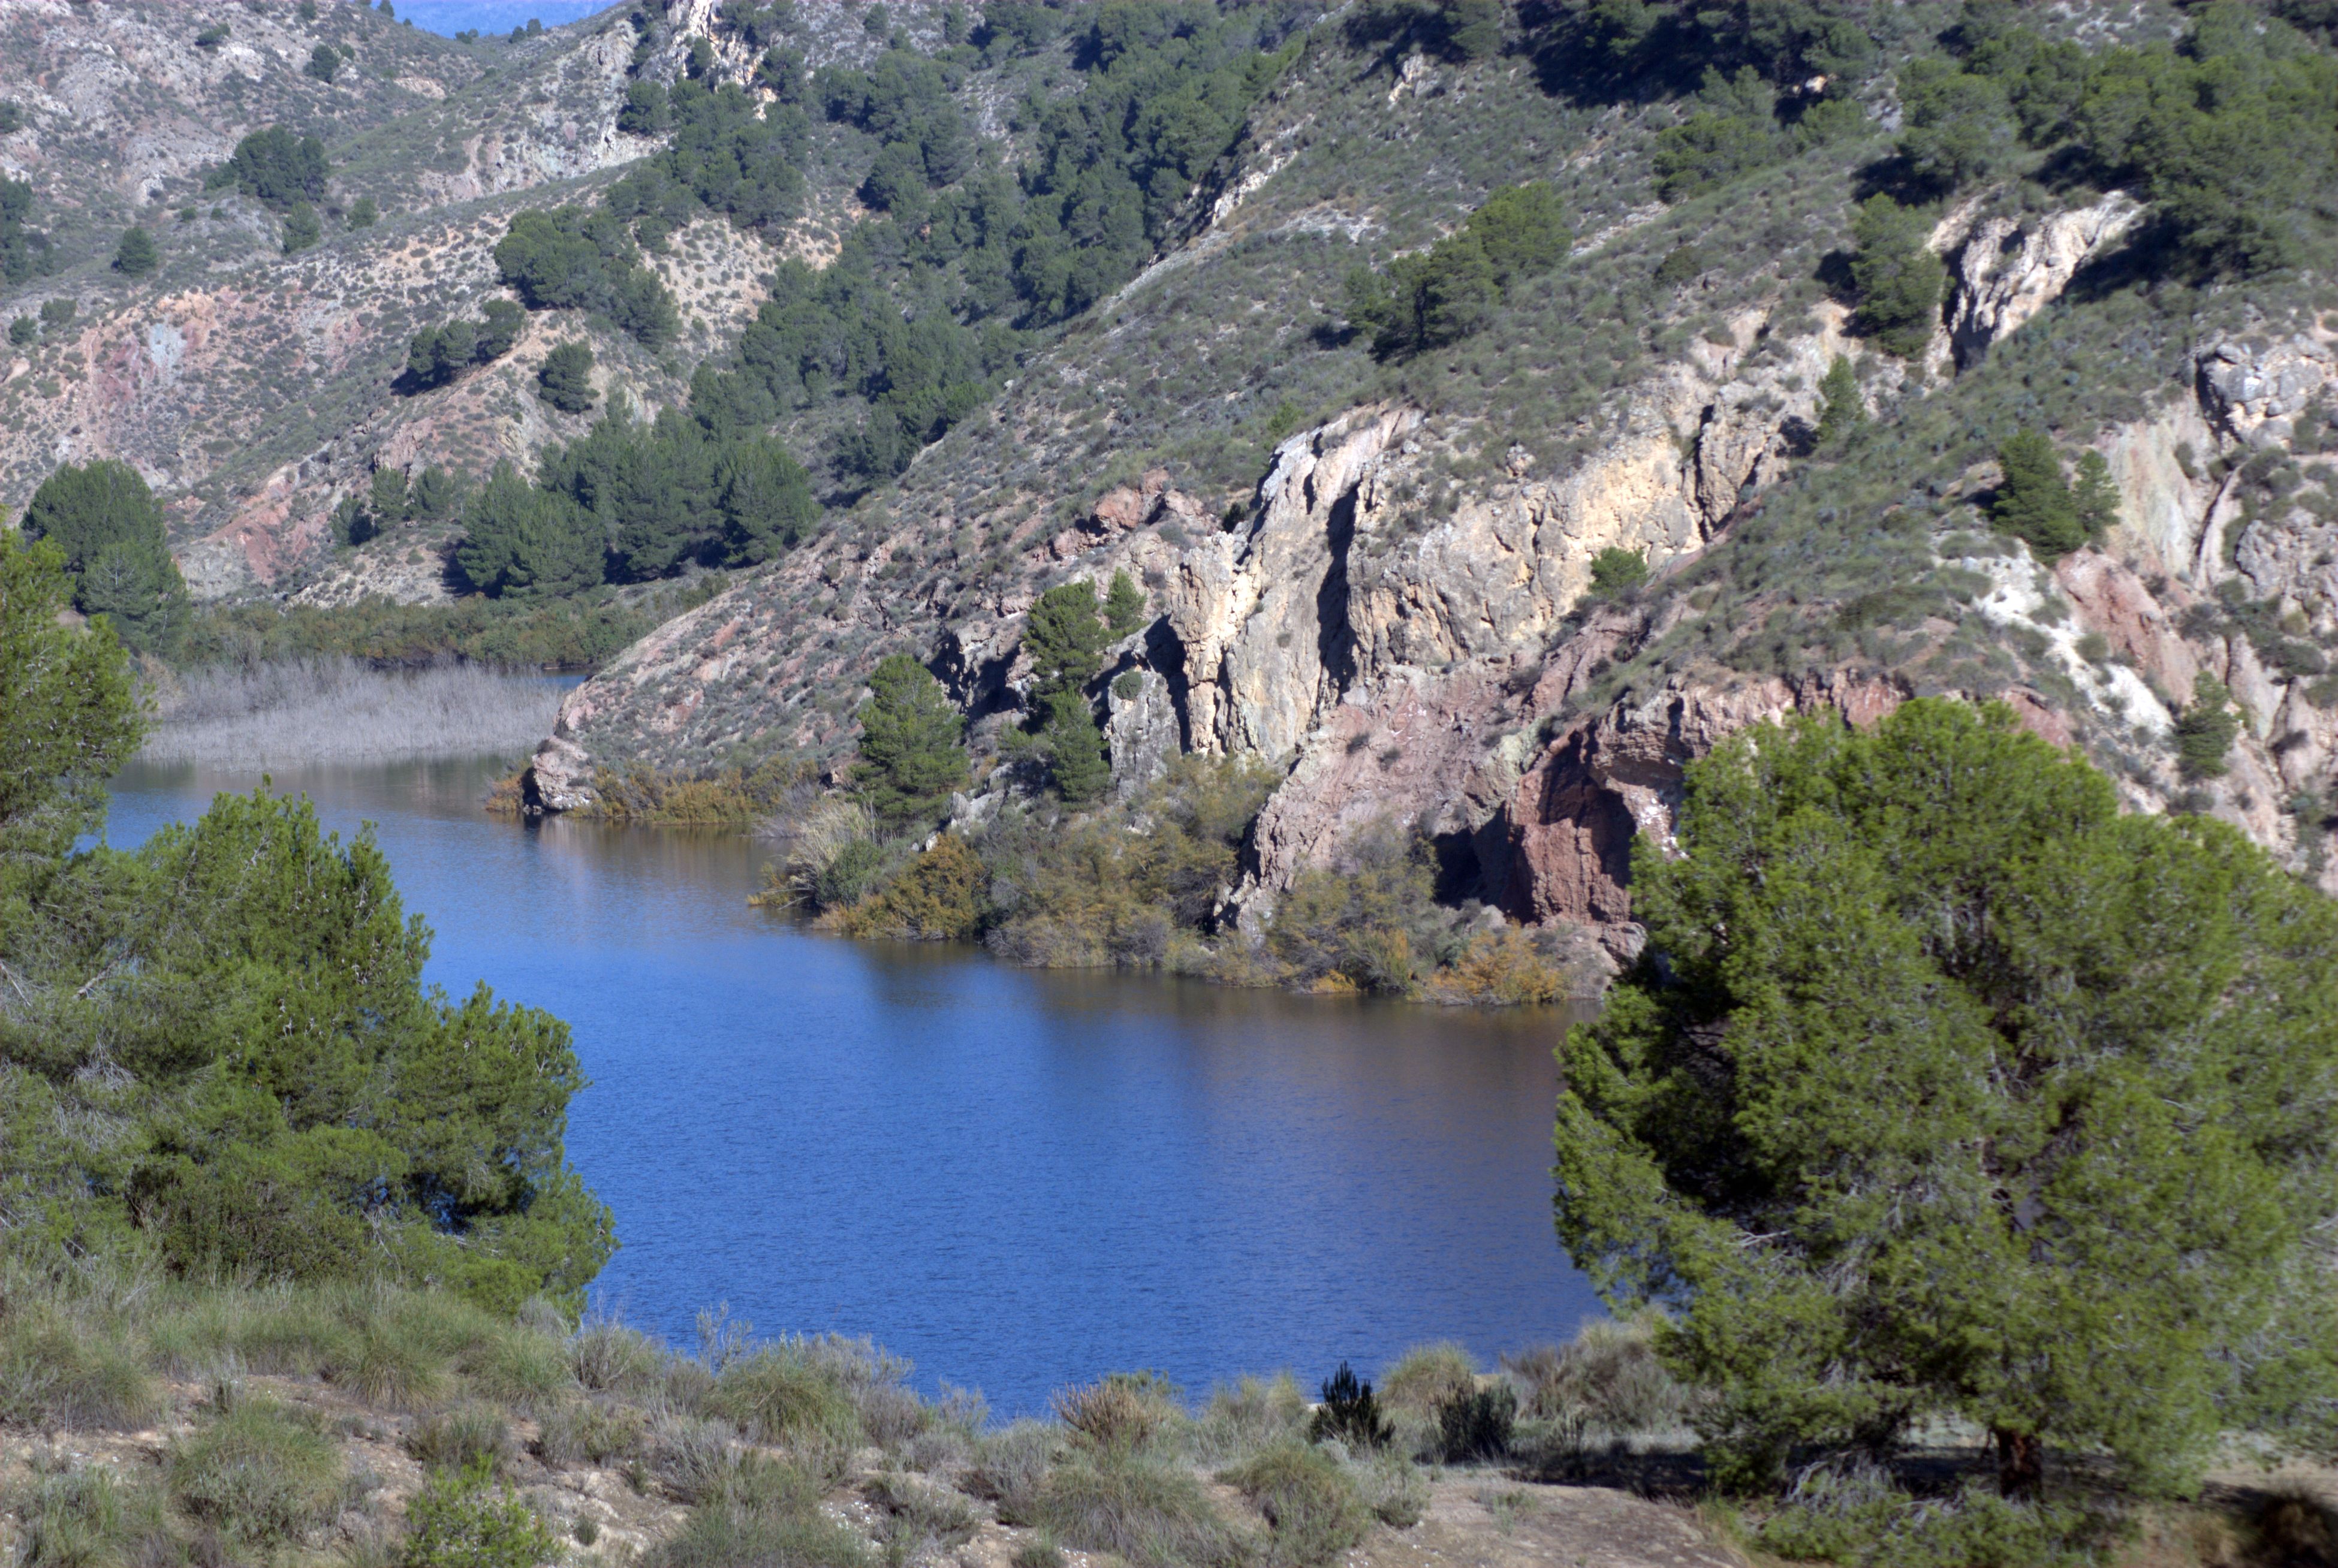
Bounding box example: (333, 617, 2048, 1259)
(22, 458, 191, 655)
(1221, 1444, 1371, 1566)
(536, 340, 595, 412)
(1433, 1385, 1514, 1463)
(1342, 182, 1571, 358)
(1991, 429, 2086, 559)
(406, 301, 522, 390)
(307, 41, 341, 81)
(400, 1458, 559, 1568)
(0, 566, 616, 1305)
(1812, 354, 1864, 447)
(1038, 1454, 1244, 1568)
(168, 1398, 346, 1548)
(1554, 701, 2338, 1497)
(1846, 194, 1944, 358)
(1307, 1363, 1391, 1451)
(281, 200, 322, 253)
(455, 462, 607, 598)
(2174, 671, 2240, 780)
(0, 176, 52, 285)
(1585, 545, 1649, 597)
(854, 654, 968, 827)
(494, 206, 678, 346)
(112, 225, 159, 277)
(225, 126, 329, 209)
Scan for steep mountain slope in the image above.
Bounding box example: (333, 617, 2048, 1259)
(530, 0, 2338, 973)
(0, 0, 911, 595)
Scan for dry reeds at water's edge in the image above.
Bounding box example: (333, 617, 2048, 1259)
(136, 658, 563, 768)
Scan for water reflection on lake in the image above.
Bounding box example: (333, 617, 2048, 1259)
(109, 756, 1601, 1413)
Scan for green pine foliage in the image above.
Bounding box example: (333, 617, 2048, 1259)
(0, 174, 52, 285)
(1040, 687, 1111, 805)
(1652, 67, 1867, 202)
(535, 341, 595, 412)
(0, 547, 612, 1308)
(281, 200, 322, 254)
(493, 206, 678, 347)
(306, 41, 341, 81)
(347, 194, 379, 229)
(1585, 546, 1649, 598)
(602, 76, 814, 239)
(1846, 194, 1944, 358)
(2071, 448, 2119, 538)
(1342, 182, 1572, 358)
(1103, 570, 1146, 637)
(225, 126, 330, 209)
(112, 225, 159, 277)
(405, 301, 522, 391)
(1991, 429, 2086, 560)
(400, 1460, 559, 1568)
(1554, 700, 2338, 1499)
(2174, 672, 2240, 780)
(1812, 354, 1864, 447)
(454, 463, 607, 599)
(1023, 581, 1111, 696)
(22, 459, 190, 655)
(854, 654, 970, 827)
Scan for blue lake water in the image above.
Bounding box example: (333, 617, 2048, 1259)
(107, 757, 1601, 1416)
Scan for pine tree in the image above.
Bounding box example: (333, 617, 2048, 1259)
(2174, 672, 2240, 780)
(1023, 581, 1110, 696)
(1812, 355, 1865, 448)
(112, 225, 159, 277)
(854, 654, 969, 827)
(1555, 699, 2338, 1500)
(537, 341, 595, 413)
(1104, 569, 1146, 637)
(2072, 448, 2120, 540)
(1992, 430, 2086, 559)
(1848, 195, 1945, 358)
(281, 201, 322, 254)
(1040, 688, 1111, 805)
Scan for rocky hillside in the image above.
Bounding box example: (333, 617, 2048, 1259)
(522, 0, 2338, 973)
(7, 0, 2336, 981)
(0, 0, 906, 596)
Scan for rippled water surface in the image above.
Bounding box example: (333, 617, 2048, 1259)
(109, 756, 1599, 1413)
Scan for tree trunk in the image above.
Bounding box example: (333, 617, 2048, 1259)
(1994, 1427, 2043, 1498)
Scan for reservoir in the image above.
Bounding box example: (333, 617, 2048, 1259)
(108, 755, 1601, 1415)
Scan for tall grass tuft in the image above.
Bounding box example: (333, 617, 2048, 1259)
(1221, 1444, 1372, 1566)
(139, 658, 561, 767)
(0, 1308, 165, 1431)
(1038, 1454, 1249, 1568)
(10, 1463, 178, 1568)
(168, 1397, 347, 1548)
(1378, 1342, 1478, 1415)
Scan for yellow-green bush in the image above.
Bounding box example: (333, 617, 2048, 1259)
(1221, 1444, 1372, 1566)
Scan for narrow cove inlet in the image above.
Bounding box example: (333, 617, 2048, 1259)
(106, 756, 1601, 1416)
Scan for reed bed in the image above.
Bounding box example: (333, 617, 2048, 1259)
(138, 658, 561, 767)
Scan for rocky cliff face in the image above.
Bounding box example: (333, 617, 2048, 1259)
(538, 155, 2338, 975)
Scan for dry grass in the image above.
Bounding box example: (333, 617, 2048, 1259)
(139, 658, 559, 767)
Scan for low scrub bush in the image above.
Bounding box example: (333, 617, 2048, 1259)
(572, 1317, 669, 1395)
(0, 1308, 165, 1431)
(1037, 1455, 1248, 1568)
(1198, 1373, 1309, 1462)
(966, 1421, 1062, 1525)
(1222, 1445, 1371, 1566)
(168, 1397, 346, 1548)
(864, 1471, 983, 1554)
(10, 1463, 177, 1568)
(1345, 1451, 1429, 1528)
(1434, 1385, 1516, 1464)
(709, 1340, 864, 1446)
(646, 1506, 873, 1568)
(1052, 1376, 1179, 1455)
(406, 1404, 519, 1476)
(401, 1458, 560, 1568)
(1754, 1463, 2108, 1567)
(1379, 1343, 1478, 1415)
(538, 1399, 649, 1468)
(1501, 1317, 1685, 1440)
